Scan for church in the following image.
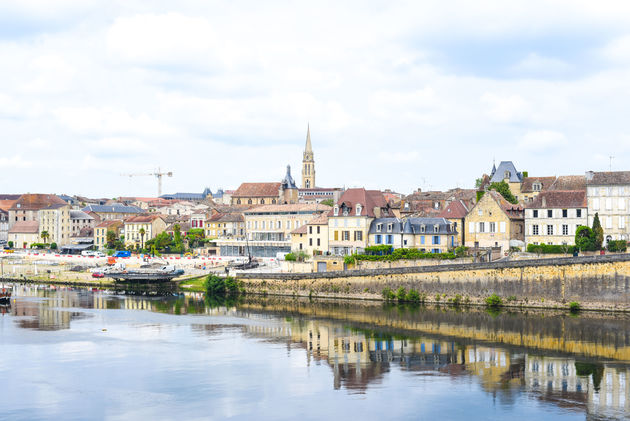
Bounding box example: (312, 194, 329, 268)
(298, 125, 343, 204)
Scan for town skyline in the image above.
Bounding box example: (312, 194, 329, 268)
(2, 2, 630, 196)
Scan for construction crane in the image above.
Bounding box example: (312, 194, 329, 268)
(121, 167, 173, 197)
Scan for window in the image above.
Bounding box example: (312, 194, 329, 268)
(354, 231, 363, 241)
(576, 209, 582, 218)
(317, 226, 320, 234)
(606, 198, 612, 210)
(620, 199, 626, 210)
(309, 238, 312, 246)
(489, 222, 496, 233)
(533, 183, 541, 191)
(272, 199, 276, 204)
(277, 221, 281, 229)
(478, 209, 482, 216)
(432, 235, 440, 245)
(334, 231, 338, 241)
(606, 217, 612, 229)
(620, 216, 626, 229)
(317, 238, 320, 246)
(385, 234, 393, 244)
(420, 236, 425, 244)
(593, 198, 600, 210)
(247, 199, 252, 205)
(479, 222, 485, 233)
(547, 210, 553, 218)
(562, 209, 568, 218)
(547, 225, 553, 235)
(469, 222, 475, 233)
(434, 225, 439, 233)
(562, 225, 569, 235)
(387, 223, 393, 232)
(532, 225, 539, 235)
(420, 225, 426, 233)
(356, 205, 362, 216)
(334, 206, 339, 216)
(533, 210, 538, 218)
(376, 224, 382, 232)
(342, 231, 350, 241)
(260, 199, 265, 204)
(375, 234, 382, 244)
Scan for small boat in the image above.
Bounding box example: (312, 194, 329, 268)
(0, 287, 11, 304)
(103, 264, 185, 283)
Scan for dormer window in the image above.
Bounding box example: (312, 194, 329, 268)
(533, 183, 541, 192)
(356, 204, 362, 216)
(420, 225, 425, 233)
(342, 207, 349, 216)
(504, 170, 511, 179)
(434, 225, 439, 233)
(376, 224, 382, 232)
(334, 206, 339, 216)
(387, 223, 393, 232)
(404, 203, 409, 210)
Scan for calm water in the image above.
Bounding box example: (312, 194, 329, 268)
(1, 285, 630, 420)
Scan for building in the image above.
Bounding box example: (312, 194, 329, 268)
(38, 203, 72, 245)
(0, 196, 19, 242)
(302, 125, 315, 189)
(205, 212, 245, 239)
(400, 188, 476, 217)
(157, 201, 208, 217)
(298, 187, 344, 204)
(438, 200, 469, 246)
(585, 171, 630, 244)
(70, 210, 95, 238)
(160, 188, 213, 202)
(93, 220, 124, 250)
(486, 161, 525, 203)
(328, 188, 392, 255)
(82, 204, 143, 221)
(231, 166, 299, 206)
(123, 215, 167, 248)
(368, 217, 457, 252)
(290, 213, 329, 255)
(465, 191, 524, 251)
(8, 194, 67, 229)
(525, 191, 588, 246)
(8, 220, 40, 248)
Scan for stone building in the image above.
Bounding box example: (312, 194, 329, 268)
(585, 171, 630, 244)
(38, 203, 72, 245)
(290, 213, 329, 255)
(93, 220, 123, 250)
(367, 217, 458, 252)
(123, 215, 167, 248)
(231, 166, 299, 206)
(8, 194, 67, 230)
(525, 190, 588, 246)
(301, 125, 315, 189)
(465, 191, 524, 252)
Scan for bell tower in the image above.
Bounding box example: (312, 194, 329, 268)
(301, 124, 315, 189)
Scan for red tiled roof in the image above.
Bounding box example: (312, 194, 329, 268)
(521, 176, 556, 193)
(438, 200, 469, 219)
(125, 215, 165, 223)
(291, 225, 308, 235)
(526, 190, 587, 209)
(330, 188, 389, 217)
(245, 203, 331, 214)
(550, 175, 586, 191)
(9, 194, 66, 211)
(9, 220, 39, 233)
(95, 220, 123, 228)
(486, 191, 524, 220)
(307, 214, 329, 225)
(233, 182, 281, 198)
(0, 199, 18, 212)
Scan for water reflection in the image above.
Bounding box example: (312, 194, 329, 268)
(2, 284, 629, 420)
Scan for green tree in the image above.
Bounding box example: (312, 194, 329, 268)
(488, 181, 518, 204)
(40, 230, 49, 244)
(139, 227, 146, 251)
(187, 228, 205, 248)
(320, 199, 335, 207)
(474, 178, 484, 189)
(173, 224, 184, 253)
(592, 213, 604, 250)
(106, 230, 117, 248)
(575, 226, 595, 251)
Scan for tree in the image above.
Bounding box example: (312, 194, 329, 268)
(488, 181, 518, 204)
(187, 228, 205, 248)
(139, 227, 146, 251)
(173, 224, 184, 253)
(474, 178, 484, 189)
(40, 230, 50, 244)
(592, 213, 604, 250)
(575, 226, 595, 251)
(106, 230, 117, 248)
(320, 199, 335, 207)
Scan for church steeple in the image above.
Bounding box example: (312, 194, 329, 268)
(301, 124, 315, 189)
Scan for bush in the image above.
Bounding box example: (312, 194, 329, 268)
(453, 246, 468, 258)
(607, 240, 627, 252)
(204, 275, 241, 296)
(284, 253, 297, 261)
(396, 287, 407, 302)
(452, 294, 462, 306)
(527, 243, 577, 254)
(569, 301, 581, 312)
(50, 242, 57, 250)
(7, 241, 13, 248)
(365, 245, 393, 255)
(485, 293, 503, 307)
(575, 226, 596, 251)
(405, 289, 421, 303)
(381, 287, 395, 301)
(29, 243, 46, 249)
(351, 248, 457, 262)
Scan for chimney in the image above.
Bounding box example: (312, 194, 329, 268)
(585, 171, 594, 182)
(542, 196, 546, 208)
(373, 207, 381, 218)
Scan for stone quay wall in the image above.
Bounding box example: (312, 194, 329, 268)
(237, 254, 630, 311)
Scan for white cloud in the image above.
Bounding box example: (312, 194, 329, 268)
(510, 53, 572, 75)
(601, 35, 630, 62)
(518, 130, 568, 152)
(480, 93, 531, 123)
(0, 155, 33, 169)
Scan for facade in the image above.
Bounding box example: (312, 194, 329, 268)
(93, 220, 123, 250)
(465, 191, 525, 251)
(190, 210, 206, 229)
(525, 191, 588, 246)
(205, 212, 245, 239)
(8, 194, 66, 229)
(301, 125, 315, 189)
(328, 188, 392, 256)
(8, 220, 40, 248)
(0, 197, 19, 242)
(157, 201, 208, 217)
(298, 187, 344, 204)
(160, 188, 212, 202)
(438, 200, 469, 246)
(38, 204, 72, 245)
(82, 204, 142, 221)
(368, 217, 457, 253)
(123, 215, 167, 248)
(585, 171, 630, 244)
(290, 214, 329, 255)
(231, 166, 299, 206)
(70, 210, 95, 238)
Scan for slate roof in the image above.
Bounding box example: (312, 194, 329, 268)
(10, 194, 66, 211)
(585, 171, 630, 186)
(438, 200, 469, 219)
(281, 165, 298, 189)
(233, 182, 281, 198)
(207, 212, 244, 223)
(9, 220, 39, 234)
(368, 217, 455, 235)
(82, 204, 143, 214)
(160, 188, 212, 201)
(70, 210, 94, 220)
(0, 194, 21, 200)
(526, 190, 587, 209)
(331, 188, 390, 218)
(489, 161, 523, 183)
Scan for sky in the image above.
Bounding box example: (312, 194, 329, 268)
(1, 0, 630, 198)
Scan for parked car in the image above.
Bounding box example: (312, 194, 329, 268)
(93, 251, 106, 258)
(113, 250, 131, 258)
(91, 272, 105, 278)
(81, 250, 95, 256)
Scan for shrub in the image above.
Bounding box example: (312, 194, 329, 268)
(527, 243, 577, 254)
(405, 289, 421, 303)
(607, 240, 627, 252)
(454, 246, 468, 258)
(569, 301, 581, 312)
(507, 295, 517, 302)
(435, 293, 441, 302)
(485, 293, 503, 307)
(284, 253, 297, 261)
(575, 226, 596, 251)
(381, 287, 395, 301)
(7, 241, 13, 248)
(396, 287, 407, 302)
(351, 248, 457, 262)
(452, 294, 462, 306)
(50, 242, 57, 250)
(204, 274, 241, 296)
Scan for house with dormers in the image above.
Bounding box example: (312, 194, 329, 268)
(328, 188, 392, 255)
(368, 217, 457, 253)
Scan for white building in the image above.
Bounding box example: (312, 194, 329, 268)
(525, 190, 588, 246)
(585, 171, 630, 244)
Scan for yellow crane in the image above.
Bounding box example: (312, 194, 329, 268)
(121, 167, 173, 197)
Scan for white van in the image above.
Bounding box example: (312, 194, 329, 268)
(81, 250, 95, 256)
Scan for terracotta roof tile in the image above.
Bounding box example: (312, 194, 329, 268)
(246, 203, 331, 214)
(10, 194, 66, 211)
(330, 188, 389, 217)
(526, 190, 587, 209)
(438, 200, 469, 219)
(9, 220, 39, 233)
(233, 182, 281, 198)
(586, 171, 630, 185)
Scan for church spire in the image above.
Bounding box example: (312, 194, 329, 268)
(305, 123, 312, 153)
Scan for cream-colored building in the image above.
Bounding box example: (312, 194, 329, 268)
(290, 214, 329, 255)
(231, 166, 299, 206)
(8, 221, 40, 248)
(328, 188, 392, 256)
(124, 215, 167, 248)
(38, 203, 72, 245)
(205, 212, 245, 239)
(586, 171, 630, 244)
(465, 191, 524, 251)
(367, 217, 458, 252)
(525, 190, 587, 246)
(94, 220, 123, 250)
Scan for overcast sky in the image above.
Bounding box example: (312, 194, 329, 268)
(1, 1, 630, 198)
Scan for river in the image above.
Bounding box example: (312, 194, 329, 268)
(1, 284, 629, 420)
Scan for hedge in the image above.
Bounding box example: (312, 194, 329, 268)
(607, 240, 628, 252)
(527, 243, 577, 254)
(346, 247, 456, 264)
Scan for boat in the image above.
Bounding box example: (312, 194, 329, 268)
(103, 264, 185, 283)
(0, 287, 11, 304)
